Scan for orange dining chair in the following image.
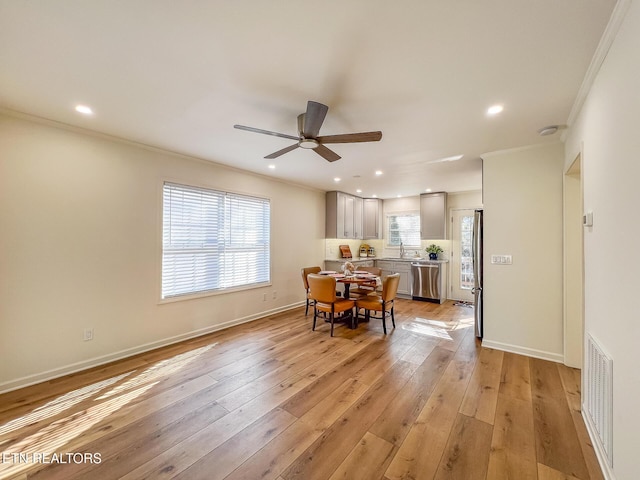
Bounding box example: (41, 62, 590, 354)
(355, 273, 400, 334)
(307, 273, 355, 336)
(349, 266, 382, 297)
(301, 266, 322, 315)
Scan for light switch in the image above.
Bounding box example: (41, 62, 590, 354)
(491, 255, 513, 265)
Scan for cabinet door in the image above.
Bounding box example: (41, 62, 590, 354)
(397, 271, 410, 295)
(420, 192, 447, 239)
(342, 193, 355, 238)
(353, 197, 363, 239)
(363, 198, 381, 239)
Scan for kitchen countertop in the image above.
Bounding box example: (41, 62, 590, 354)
(326, 257, 448, 263)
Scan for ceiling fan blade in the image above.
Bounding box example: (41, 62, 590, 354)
(316, 131, 383, 144)
(313, 144, 341, 162)
(297, 114, 304, 136)
(264, 144, 299, 159)
(234, 124, 299, 141)
(302, 101, 328, 138)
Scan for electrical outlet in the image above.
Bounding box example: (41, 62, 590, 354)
(83, 328, 94, 341)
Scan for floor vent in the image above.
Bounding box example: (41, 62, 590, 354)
(585, 334, 613, 466)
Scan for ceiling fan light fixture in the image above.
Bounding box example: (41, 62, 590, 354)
(299, 138, 319, 149)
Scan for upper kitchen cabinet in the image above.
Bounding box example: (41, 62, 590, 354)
(363, 198, 382, 239)
(420, 192, 447, 239)
(326, 191, 364, 239)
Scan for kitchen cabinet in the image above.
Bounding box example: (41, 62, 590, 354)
(420, 192, 447, 239)
(326, 191, 364, 239)
(363, 198, 382, 239)
(375, 260, 411, 297)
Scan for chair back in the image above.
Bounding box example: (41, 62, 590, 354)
(301, 266, 321, 291)
(307, 273, 337, 304)
(382, 273, 400, 302)
(358, 266, 382, 276)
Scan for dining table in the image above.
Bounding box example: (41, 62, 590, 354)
(319, 271, 380, 300)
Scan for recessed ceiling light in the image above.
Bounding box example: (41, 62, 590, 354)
(372, 194, 378, 198)
(334, 177, 341, 182)
(487, 105, 503, 115)
(268, 164, 276, 169)
(75, 105, 93, 115)
(397, 194, 402, 198)
(356, 189, 362, 193)
(375, 170, 383, 176)
(425, 188, 432, 192)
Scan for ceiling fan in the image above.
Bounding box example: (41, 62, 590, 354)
(234, 101, 382, 162)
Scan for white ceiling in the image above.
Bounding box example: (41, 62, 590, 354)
(0, 1, 616, 199)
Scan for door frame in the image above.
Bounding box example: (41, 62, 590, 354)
(563, 153, 584, 368)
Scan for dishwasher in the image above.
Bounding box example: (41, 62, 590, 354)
(411, 262, 444, 303)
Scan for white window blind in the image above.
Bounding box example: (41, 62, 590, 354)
(162, 182, 270, 299)
(387, 213, 421, 247)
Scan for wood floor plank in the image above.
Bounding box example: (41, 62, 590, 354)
(487, 394, 537, 479)
(328, 432, 396, 480)
(433, 413, 493, 480)
(459, 346, 504, 425)
(531, 358, 590, 480)
(499, 351, 533, 402)
(537, 462, 582, 480)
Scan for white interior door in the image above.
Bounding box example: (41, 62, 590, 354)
(450, 209, 475, 302)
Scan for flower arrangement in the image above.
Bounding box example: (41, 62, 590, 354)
(342, 261, 356, 275)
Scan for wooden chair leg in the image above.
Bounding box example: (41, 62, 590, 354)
(305, 298, 309, 316)
(330, 313, 335, 337)
(312, 305, 317, 331)
(391, 305, 396, 328)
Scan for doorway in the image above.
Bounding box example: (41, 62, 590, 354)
(450, 209, 475, 302)
(563, 154, 584, 368)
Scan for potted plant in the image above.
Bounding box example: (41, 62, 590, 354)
(425, 244, 443, 260)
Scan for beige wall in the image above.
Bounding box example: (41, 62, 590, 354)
(481, 143, 564, 361)
(0, 113, 326, 391)
(564, 1, 640, 476)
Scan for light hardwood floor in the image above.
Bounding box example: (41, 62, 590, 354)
(0, 299, 603, 479)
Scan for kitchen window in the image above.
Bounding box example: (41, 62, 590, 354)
(162, 182, 270, 299)
(387, 213, 421, 247)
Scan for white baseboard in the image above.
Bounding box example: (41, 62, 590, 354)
(481, 339, 564, 364)
(0, 301, 305, 394)
(582, 406, 616, 480)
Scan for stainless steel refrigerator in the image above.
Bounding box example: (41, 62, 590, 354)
(472, 209, 483, 338)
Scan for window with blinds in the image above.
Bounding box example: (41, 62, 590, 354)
(162, 182, 270, 299)
(387, 213, 421, 247)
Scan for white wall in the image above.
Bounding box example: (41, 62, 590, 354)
(0, 113, 326, 391)
(481, 143, 564, 361)
(564, 1, 640, 477)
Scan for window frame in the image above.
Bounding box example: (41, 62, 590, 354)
(159, 181, 271, 303)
